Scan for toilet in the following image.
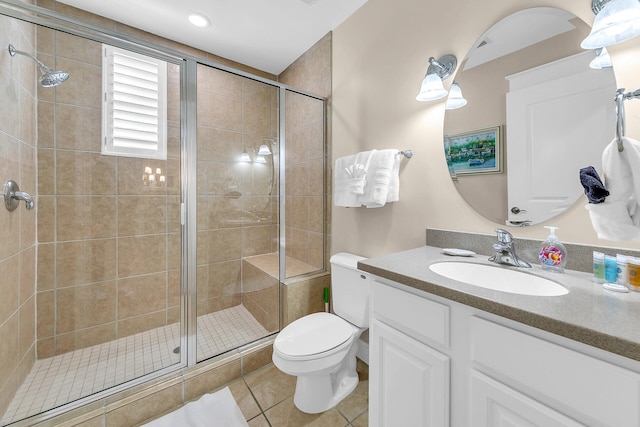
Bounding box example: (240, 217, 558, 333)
(272, 252, 371, 414)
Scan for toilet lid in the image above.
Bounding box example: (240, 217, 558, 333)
(275, 312, 354, 357)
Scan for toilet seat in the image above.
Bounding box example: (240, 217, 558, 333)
(274, 312, 355, 359)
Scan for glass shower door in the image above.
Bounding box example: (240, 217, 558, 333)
(195, 64, 280, 362)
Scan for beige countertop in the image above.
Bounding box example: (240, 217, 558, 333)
(358, 245, 640, 362)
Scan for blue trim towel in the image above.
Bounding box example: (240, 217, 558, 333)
(579, 166, 608, 204)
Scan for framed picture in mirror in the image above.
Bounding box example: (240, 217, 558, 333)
(444, 125, 502, 176)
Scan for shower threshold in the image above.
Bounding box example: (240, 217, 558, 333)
(1, 305, 268, 425)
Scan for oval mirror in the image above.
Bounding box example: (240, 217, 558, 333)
(443, 7, 617, 226)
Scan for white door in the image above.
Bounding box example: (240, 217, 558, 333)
(506, 52, 615, 225)
(369, 319, 450, 427)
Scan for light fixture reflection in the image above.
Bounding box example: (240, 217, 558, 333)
(257, 144, 272, 155)
(581, 0, 640, 49)
(445, 82, 468, 110)
(590, 47, 613, 68)
(240, 149, 251, 162)
(255, 155, 267, 164)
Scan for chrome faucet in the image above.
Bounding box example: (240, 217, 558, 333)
(489, 228, 531, 268)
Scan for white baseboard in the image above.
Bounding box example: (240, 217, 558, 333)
(356, 338, 369, 365)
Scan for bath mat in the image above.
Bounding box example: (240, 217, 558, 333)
(141, 386, 248, 427)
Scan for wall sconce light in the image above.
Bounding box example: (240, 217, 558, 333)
(589, 47, 613, 69)
(581, 0, 640, 49)
(445, 82, 468, 110)
(416, 54, 458, 102)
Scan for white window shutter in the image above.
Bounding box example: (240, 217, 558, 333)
(102, 45, 167, 159)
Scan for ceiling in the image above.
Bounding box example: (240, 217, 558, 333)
(57, 0, 368, 75)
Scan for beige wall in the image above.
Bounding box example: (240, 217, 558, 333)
(0, 14, 37, 417)
(332, 0, 640, 258)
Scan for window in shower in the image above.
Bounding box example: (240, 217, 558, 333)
(195, 63, 280, 362)
(101, 44, 168, 160)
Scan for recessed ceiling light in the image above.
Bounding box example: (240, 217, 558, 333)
(188, 13, 210, 27)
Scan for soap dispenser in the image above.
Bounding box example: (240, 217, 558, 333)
(539, 226, 567, 273)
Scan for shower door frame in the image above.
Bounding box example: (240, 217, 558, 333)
(0, 0, 327, 424)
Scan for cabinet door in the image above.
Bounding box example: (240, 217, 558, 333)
(471, 371, 583, 427)
(370, 319, 449, 427)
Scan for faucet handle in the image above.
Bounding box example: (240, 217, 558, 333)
(495, 228, 513, 243)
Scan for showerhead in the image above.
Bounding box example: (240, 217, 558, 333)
(8, 44, 69, 87)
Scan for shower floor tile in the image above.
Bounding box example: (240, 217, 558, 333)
(2, 305, 268, 425)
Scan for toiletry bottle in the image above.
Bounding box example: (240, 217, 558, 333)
(617, 254, 629, 287)
(628, 257, 640, 291)
(539, 226, 567, 273)
(593, 251, 605, 283)
(605, 255, 618, 283)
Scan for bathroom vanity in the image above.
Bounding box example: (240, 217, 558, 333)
(359, 246, 640, 427)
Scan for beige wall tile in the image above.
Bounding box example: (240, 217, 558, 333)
(53, 57, 101, 109)
(183, 360, 241, 402)
(106, 383, 182, 427)
(118, 272, 166, 319)
(36, 195, 54, 242)
(20, 246, 36, 305)
(55, 31, 101, 66)
(55, 104, 101, 151)
(36, 290, 54, 338)
(36, 148, 54, 194)
(57, 196, 117, 241)
(0, 255, 19, 325)
(56, 281, 117, 333)
(0, 315, 19, 392)
(56, 239, 116, 287)
(117, 195, 167, 236)
(241, 343, 273, 375)
(118, 311, 167, 338)
(56, 150, 116, 195)
(117, 235, 166, 277)
(18, 296, 35, 358)
(36, 243, 55, 291)
(56, 323, 116, 354)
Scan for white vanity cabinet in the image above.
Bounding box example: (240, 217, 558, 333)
(370, 279, 640, 427)
(369, 280, 450, 427)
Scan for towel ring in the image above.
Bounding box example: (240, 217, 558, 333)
(615, 88, 640, 152)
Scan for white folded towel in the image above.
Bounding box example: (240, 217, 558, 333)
(334, 153, 365, 207)
(586, 136, 640, 241)
(334, 149, 402, 208)
(361, 149, 401, 208)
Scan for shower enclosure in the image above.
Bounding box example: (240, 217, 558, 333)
(0, 3, 326, 425)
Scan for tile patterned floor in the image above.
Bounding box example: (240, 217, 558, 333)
(1, 305, 268, 425)
(150, 362, 369, 427)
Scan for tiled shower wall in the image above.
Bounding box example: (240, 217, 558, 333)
(0, 15, 37, 417)
(195, 64, 279, 321)
(280, 34, 331, 274)
(34, 29, 183, 358)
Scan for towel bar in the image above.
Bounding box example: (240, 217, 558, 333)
(398, 150, 413, 158)
(615, 88, 640, 152)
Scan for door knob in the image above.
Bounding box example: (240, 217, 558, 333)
(511, 207, 527, 215)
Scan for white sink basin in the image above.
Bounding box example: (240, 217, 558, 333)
(428, 262, 568, 296)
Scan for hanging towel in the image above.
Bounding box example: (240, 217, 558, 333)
(334, 151, 376, 207)
(361, 149, 401, 208)
(585, 137, 640, 241)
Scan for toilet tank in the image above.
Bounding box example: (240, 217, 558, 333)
(330, 252, 371, 328)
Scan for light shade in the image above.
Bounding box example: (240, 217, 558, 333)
(589, 47, 613, 68)
(257, 144, 272, 155)
(416, 73, 448, 101)
(445, 83, 468, 110)
(581, 0, 640, 49)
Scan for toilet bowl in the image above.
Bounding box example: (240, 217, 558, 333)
(272, 253, 371, 414)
